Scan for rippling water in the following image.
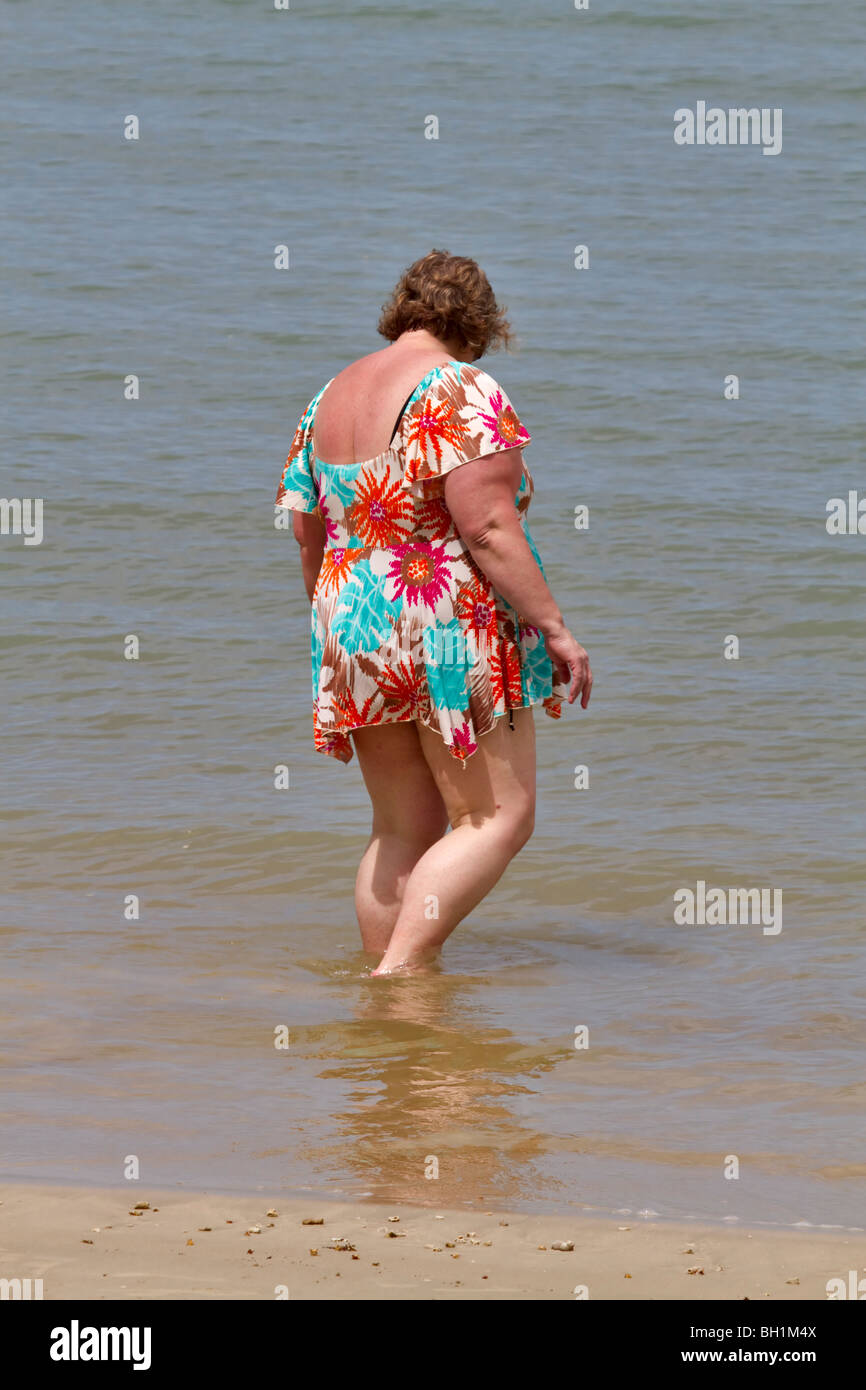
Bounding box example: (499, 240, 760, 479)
(2, 0, 864, 1227)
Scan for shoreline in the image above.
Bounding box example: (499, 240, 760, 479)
(1, 1183, 861, 1300)
(1, 1169, 861, 1239)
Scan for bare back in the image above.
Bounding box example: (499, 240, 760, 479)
(311, 346, 456, 466)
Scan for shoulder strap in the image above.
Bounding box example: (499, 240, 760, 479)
(389, 388, 418, 445)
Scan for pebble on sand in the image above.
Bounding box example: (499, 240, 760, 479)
(551, 1241, 574, 1252)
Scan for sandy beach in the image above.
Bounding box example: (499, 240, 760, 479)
(0, 1184, 861, 1301)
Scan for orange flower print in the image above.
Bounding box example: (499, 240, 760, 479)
(455, 578, 498, 658)
(403, 393, 468, 479)
(417, 494, 453, 541)
(317, 546, 354, 595)
(477, 388, 529, 450)
(330, 687, 364, 730)
(501, 640, 524, 706)
(314, 695, 356, 760)
(349, 468, 413, 547)
(489, 610, 524, 709)
(358, 692, 387, 726)
(377, 657, 425, 717)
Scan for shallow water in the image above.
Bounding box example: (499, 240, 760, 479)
(1, 0, 864, 1228)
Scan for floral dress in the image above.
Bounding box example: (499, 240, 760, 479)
(276, 359, 566, 763)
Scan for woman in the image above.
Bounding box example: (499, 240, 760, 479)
(276, 250, 592, 976)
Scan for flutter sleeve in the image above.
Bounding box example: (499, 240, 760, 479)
(275, 381, 331, 513)
(399, 361, 531, 496)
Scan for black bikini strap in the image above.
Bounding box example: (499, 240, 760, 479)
(389, 389, 416, 445)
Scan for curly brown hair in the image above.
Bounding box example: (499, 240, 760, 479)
(377, 250, 514, 360)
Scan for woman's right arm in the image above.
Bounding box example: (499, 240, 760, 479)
(444, 448, 592, 708)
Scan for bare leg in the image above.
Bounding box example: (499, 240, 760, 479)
(372, 708, 536, 975)
(352, 721, 449, 954)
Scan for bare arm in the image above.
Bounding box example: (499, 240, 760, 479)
(292, 509, 327, 603)
(444, 449, 592, 707)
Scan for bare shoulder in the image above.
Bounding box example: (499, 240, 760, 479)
(333, 346, 455, 393)
(329, 345, 388, 387)
(320, 347, 457, 419)
(314, 347, 459, 462)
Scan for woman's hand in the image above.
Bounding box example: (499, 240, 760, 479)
(543, 624, 593, 707)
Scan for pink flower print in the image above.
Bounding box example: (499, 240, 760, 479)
(318, 495, 340, 544)
(477, 389, 529, 450)
(449, 722, 477, 760)
(385, 540, 453, 611)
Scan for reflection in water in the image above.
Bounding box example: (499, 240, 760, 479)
(294, 963, 568, 1209)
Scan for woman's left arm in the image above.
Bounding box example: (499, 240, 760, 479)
(292, 511, 327, 602)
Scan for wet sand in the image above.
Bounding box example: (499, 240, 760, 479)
(0, 1184, 861, 1300)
